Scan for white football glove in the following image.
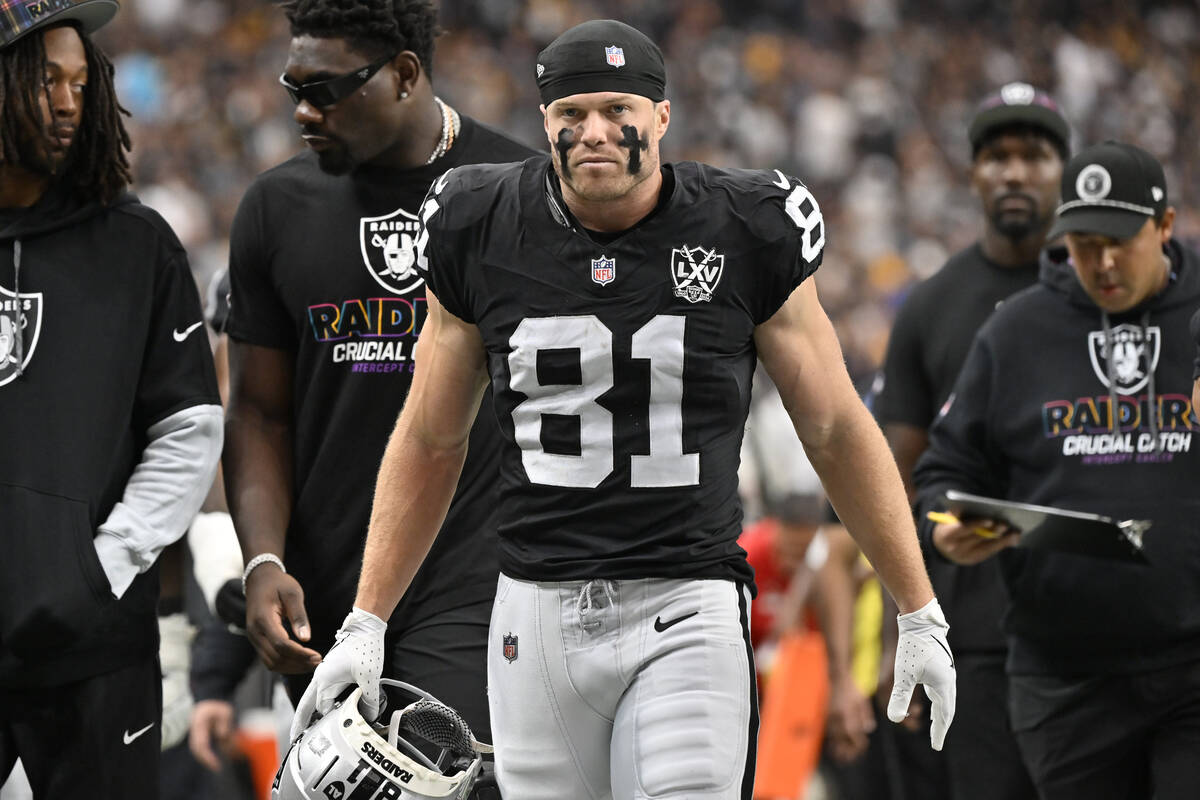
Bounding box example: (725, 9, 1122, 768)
(887, 597, 957, 751)
(289, 606, 387, 742)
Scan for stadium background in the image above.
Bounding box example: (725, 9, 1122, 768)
(93, 0, 1200, 389)
(2, 1, 1194, 798)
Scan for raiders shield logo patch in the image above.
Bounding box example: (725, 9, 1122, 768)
(502, 633, 518, 663)
(0, 284, 42, 387)
(1088, 324, 1161, 395)
(360, 206, 425, 295)
(671, 245, 724, 303)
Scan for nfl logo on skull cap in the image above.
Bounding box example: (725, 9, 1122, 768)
(605, 45, 625, 68)
(591, 255, 616, 286)
(502, 633, 518, 663)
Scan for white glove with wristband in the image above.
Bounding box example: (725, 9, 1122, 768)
(289, 606, 387, 742)
(887, 597, 957, 750)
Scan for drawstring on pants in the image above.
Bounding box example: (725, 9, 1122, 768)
(576, 579, 616, 633)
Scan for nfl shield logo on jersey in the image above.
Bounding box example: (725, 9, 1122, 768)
(1088, 324, 1161, 395)
(0, 285, 42, 387)
(671, 245, 724, 303)
(360, 206, 425, 295)
(502, 633, 518, 663)
(591, 255, 616, 286)
(605, 45, 625, 68)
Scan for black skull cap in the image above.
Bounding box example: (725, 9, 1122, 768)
(536, 19, 666, 105)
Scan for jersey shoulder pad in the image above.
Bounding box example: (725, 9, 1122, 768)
(684, 162, 826, 262)
(424, 159, 529, 234)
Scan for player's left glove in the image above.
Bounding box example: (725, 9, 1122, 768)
(887, 597, 956, 751)
(289, 606, 387, 742)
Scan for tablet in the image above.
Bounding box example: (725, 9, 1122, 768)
(939, 490, 1150, 563)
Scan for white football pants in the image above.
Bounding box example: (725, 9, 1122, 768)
(487, 574, 757, 800)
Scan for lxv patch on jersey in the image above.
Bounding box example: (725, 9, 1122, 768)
(671, 245, 724, 304)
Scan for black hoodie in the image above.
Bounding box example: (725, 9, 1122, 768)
(0, 185, 220, 687)
(915, 240, 1200, 677)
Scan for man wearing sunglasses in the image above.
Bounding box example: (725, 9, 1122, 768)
(222, 0, 535, 751)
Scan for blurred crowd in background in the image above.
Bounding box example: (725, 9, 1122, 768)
(95, 0, 1200, 388)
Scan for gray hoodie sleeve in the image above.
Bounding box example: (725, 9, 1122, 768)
(94, 403, 224, 597)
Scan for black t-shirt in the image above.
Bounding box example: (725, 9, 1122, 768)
(876, 243, 1040, 428)
(419, 158, 824, 585)
(876, 243, 1039, 654)
(226, 118, 537, 632)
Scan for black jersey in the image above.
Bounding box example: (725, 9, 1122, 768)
(226, 118, 537, 624)
(418, 157, 825, 584)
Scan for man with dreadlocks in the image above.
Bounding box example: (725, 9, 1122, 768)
(0, 1, 223, 797)
(223, 0, 535, 754)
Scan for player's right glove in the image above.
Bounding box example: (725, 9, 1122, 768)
(289, 606, 387, 742)
(887, 597, 957, 751)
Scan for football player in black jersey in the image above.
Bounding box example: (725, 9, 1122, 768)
(223, 0, 536, 753)
(297, 19, 955, 800)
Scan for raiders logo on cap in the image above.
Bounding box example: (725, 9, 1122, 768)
(999, 81, 1036, 105)
(1049, 141, 1168, 241)
(1075, 164, 1112, 202)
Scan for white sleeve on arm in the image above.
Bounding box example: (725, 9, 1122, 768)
(94, 403, 224, 598)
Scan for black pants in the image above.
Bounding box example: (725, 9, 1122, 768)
(942, 653, 1036, 799)
(824, 703, 949, 800)
(0, 655, 161, 800)
(1010, 658, 1200, 800)
(285, 596, 494, 743)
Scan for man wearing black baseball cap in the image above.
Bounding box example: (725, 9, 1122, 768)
(304, 16, 957, 800)
(876, 82, 1068, 800)
(915, 139, 1200, 799)
(1049, 141, 1175, 315)
(0, 2, 224, 797)
(1050, 140, 1170, 244)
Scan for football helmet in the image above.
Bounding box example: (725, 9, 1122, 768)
(273, 680, 492, 800)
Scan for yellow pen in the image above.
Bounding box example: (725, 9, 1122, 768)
(925, 511, 1001, 540)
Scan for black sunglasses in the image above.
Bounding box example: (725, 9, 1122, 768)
(279, 54, 394, 108)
